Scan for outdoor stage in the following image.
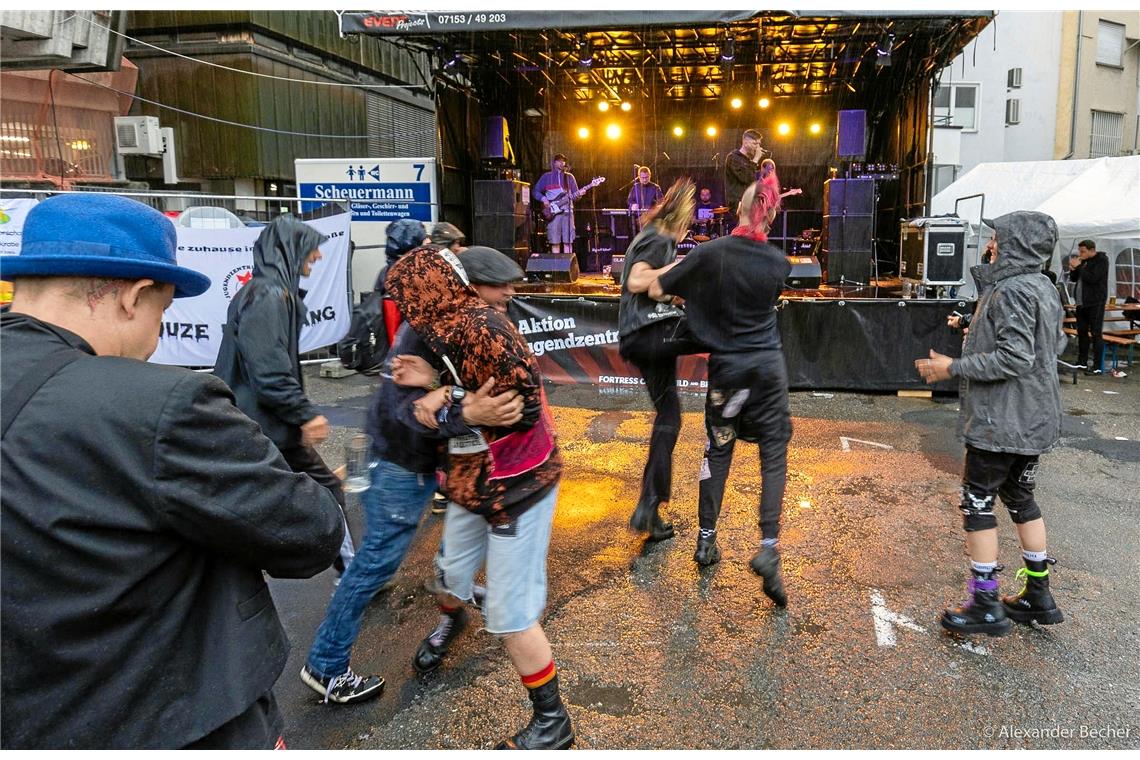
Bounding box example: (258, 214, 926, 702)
(509, 274, 965, 392)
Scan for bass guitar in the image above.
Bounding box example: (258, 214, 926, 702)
(541, 176, 606, 221)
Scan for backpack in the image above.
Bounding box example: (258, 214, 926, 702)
(337, 290, 390, 374)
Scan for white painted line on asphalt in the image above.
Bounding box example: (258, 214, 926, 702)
(841, 436, 895, 453)
(870, 589, 988, 656)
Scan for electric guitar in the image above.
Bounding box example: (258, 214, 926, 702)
(541, 176, 606, 221)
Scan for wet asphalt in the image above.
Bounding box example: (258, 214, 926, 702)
(270, 362, 1140, 750)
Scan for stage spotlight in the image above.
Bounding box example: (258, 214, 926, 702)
(777, 122, 791, 136)
(606, 123, 621, 140)
(758, 97, 771, 109)
(730, 97, 743, 110)
(706, 125, 718, 137)
(720, 38, 735, 62)
(579, 35, 594, 68)
(620, 101, 632, 112)
(809, 122, 822, 135)
(597, 100, 610, 112)
(577, 126, 590, 139)
(673, 125, 684, 137)
(876, 33, 894, 67)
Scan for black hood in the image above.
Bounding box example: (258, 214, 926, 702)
(251, 215, 328, 293)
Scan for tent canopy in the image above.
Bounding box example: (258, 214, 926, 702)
(931, 156, 1140, 298)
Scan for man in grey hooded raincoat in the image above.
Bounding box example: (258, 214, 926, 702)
(214, 215, 355, 573)
(916, 210, 1067, 638)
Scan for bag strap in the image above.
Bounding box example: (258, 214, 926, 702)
(1, 350, 82, 440)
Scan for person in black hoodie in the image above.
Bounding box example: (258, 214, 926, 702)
(213, 216, 355, 574)
(1067, 239, 1109, 374)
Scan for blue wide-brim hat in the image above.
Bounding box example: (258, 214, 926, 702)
(0, 194, 211, 298)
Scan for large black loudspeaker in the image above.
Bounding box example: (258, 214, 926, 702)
(822, 178, 874, 285)
(837, 109, 868, 159)
(473, 179, 531, 268)
(525, 252, 579, 284)
(482, 116, 514, 161)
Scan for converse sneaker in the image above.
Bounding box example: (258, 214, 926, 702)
(300, 664, 384, 704)
(431, 492, 448, 515)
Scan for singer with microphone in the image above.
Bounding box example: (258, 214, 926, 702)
(724, 129, 764, 215)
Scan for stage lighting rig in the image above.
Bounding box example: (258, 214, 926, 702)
(720, 37, 735, 63)
(578, 35, 595, 68)
(875, 33, 894, 67)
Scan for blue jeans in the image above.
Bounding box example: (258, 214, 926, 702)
(306, 459, 437, 678)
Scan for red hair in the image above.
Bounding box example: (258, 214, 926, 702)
(731, 173, 782, 242)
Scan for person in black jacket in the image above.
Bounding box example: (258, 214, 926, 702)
(0, 194, 344, 749)
(213, 216, 355, 573)
(1067, 239, 1109, 374)
(724, 128, 763, 214)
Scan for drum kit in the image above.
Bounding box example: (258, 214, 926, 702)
(688, 206, 731, 244)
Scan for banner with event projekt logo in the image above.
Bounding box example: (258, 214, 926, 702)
(149, 213, 351, 366)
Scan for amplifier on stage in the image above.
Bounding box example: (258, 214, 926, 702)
(899, 217, 968, 287)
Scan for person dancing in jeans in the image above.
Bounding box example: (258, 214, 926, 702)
(618, 179, 705, 541)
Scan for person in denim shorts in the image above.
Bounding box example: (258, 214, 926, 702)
(386, 248, 573, 750)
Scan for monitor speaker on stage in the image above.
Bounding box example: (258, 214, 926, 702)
(785, 255, 822, 289)
(837, 109, 867, 159)
(609, 254, 625, 283)
(526, 252, 579, 284)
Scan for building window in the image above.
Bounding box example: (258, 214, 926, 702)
(1096, 19, 1125, 67)
(1115, 248, 1140, 300)
(1090, 110, 1124, 157)
(1006, 68, 1022, 88)
(933, 164, 958, 195)
(1005, 99, 1021, 126)
(933, 83, 979, 130)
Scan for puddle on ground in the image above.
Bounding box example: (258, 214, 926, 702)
(571, 678, 635, 716)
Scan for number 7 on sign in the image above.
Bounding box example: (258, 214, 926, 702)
(413, 163, 425, 181)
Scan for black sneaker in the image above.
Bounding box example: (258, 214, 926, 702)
(694, 534, 721, 566)
(749, 546, 788, 607)
(431, 492, 448, 515)
(300, 664, 384, 704)
(413, 608, 468, 674)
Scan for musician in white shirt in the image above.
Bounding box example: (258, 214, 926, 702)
(533, 154, 580, 255)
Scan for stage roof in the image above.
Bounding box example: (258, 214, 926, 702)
(342, 10, 992, 102)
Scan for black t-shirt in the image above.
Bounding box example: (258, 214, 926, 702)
(618, 227, 684, 338)
(656, 234, 789, 357)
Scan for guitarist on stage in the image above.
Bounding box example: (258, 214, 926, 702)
(533, 153, 581, 255)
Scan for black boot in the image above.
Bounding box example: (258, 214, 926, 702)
(1002, 557, 1064, 625)
(694, 532, 720, 566)
(940, 569, 1012, 637)
(648, 509, 674, 542)
(749, 546, 787, 607)
(631, 500, 674, 541)
(413, 607, 467, 674)
(496, 674, 574, 750)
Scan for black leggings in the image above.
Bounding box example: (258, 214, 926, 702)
(620, 319, 705, 512)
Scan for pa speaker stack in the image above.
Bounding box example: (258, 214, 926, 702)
(822, 177, 874, 285)
(473, 179, 531, 270)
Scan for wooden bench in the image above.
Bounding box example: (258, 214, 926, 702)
(1062, 328, 1136, 371)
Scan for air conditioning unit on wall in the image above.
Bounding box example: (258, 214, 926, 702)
(114, 116, 163, 155)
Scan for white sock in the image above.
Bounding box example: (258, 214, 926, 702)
(970, 560, 997, 575)
(1023, 550, 1047, 563)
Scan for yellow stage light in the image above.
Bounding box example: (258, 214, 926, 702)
(673, 125, 684, 137)
(777, 122, 791, 136)
(598, 101, 610, 112)
(577, 126, 590, 139)
(758, 97, 771, 109)
(620, 101, 632, 112)
(730, 97, 743, 110)
(706, 125, 718, 137)
(606, 123, 621, 140)
(809, 122, 822, 135)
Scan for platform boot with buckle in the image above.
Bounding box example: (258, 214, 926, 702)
(496, 672, 574, 750)
(940, 567, 1013, 637)
(1002, 557, 1064, 625)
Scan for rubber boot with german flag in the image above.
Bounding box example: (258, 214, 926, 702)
(496, 661, 573, 750)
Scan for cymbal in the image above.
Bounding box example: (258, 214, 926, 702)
(691, 234, 711, 242)
(712, 206, 730, 214)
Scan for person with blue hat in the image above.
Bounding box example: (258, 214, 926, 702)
(0, 193, 346, 749)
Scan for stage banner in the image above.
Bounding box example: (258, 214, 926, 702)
(509, 295, 962, 392)
(341, 11, 758, 36)
(150, 213, 351, 366)
(507, 296, 709, 392)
